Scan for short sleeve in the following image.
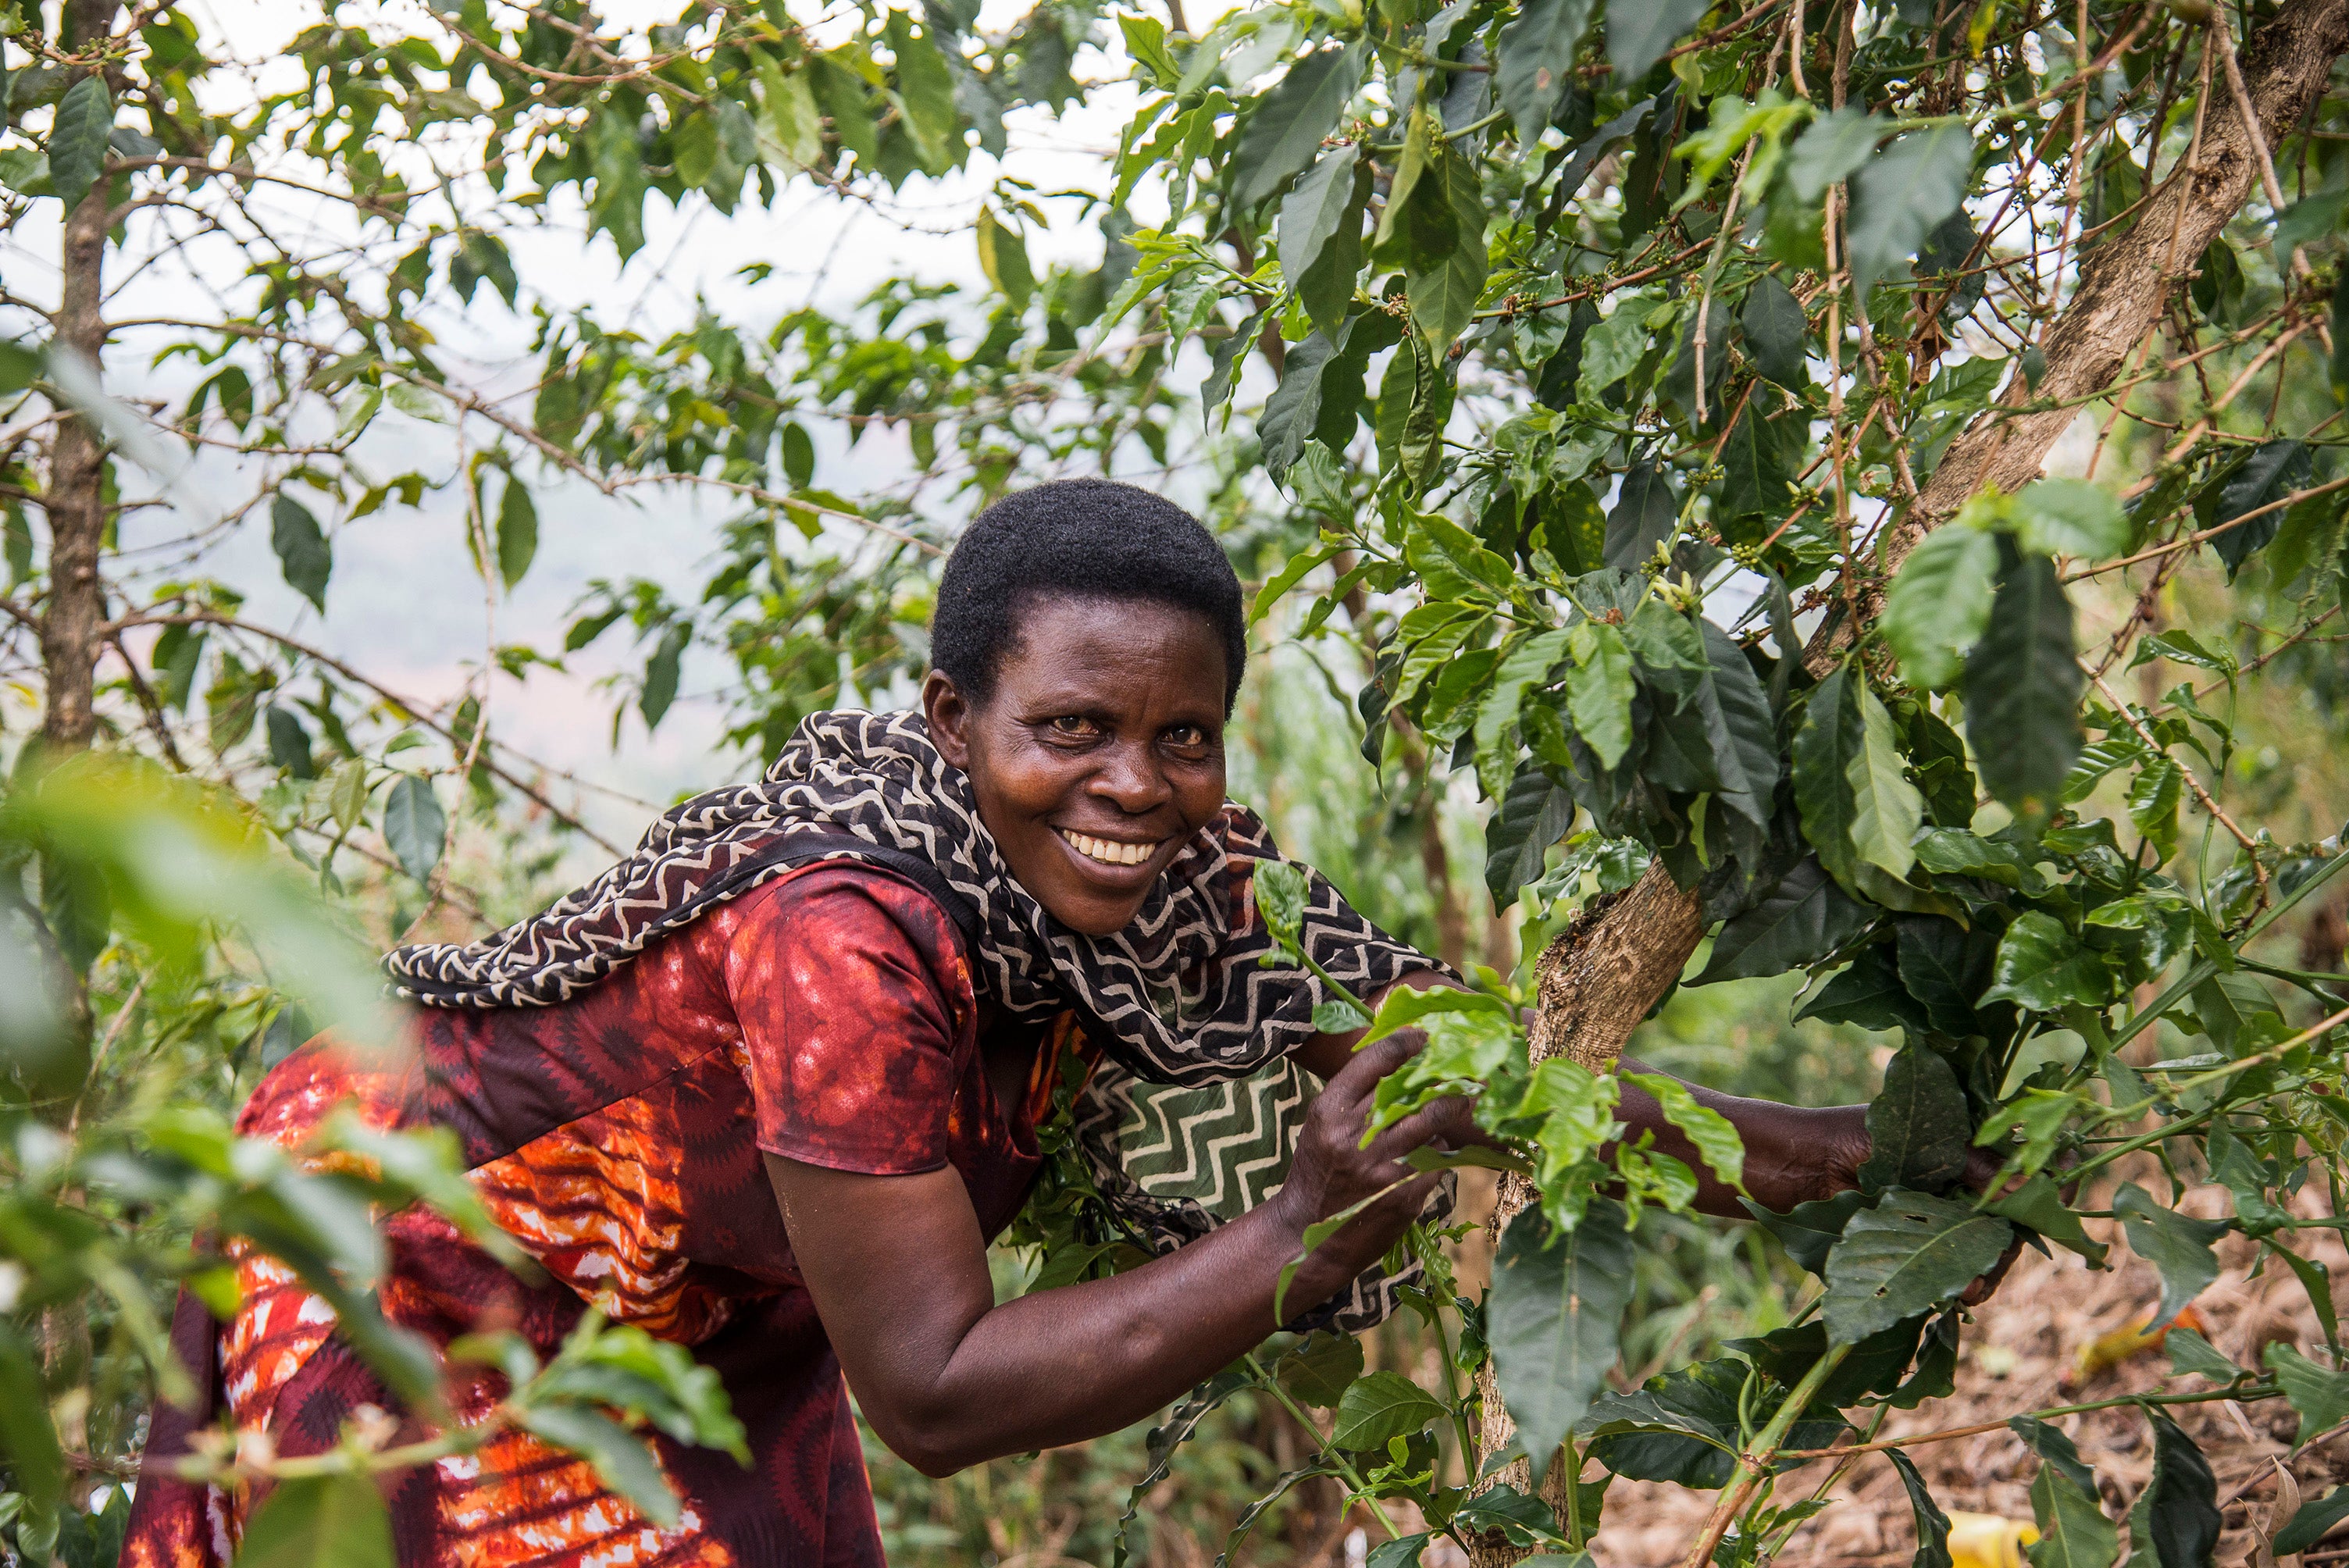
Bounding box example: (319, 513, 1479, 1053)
(722, 864, 978, 1175)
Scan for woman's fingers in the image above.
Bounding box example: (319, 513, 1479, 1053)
(1323, 1027, 1425, 1105)
(1362, 1094, 1476, 1169)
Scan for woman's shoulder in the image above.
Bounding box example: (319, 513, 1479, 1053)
(701, 857, 973, 986)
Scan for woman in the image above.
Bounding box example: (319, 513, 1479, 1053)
(127, 479, 1876, 1568)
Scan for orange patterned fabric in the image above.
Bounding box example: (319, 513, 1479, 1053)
(127, 864, 1091, 1568)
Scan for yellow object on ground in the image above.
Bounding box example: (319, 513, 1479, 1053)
(1947, 1511, 2041, 1568)
(2063, 1303, 2210, 1388)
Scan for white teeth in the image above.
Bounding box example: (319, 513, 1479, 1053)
(1059, 829, 1160, 867)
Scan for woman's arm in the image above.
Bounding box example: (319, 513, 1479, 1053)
(765, 1030, 1470, 1477)
(1293, 972, 1872, 1219)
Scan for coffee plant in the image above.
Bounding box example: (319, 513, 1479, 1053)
(1066, 0, 2349, 1564)
(11, 0, 2349, 1566)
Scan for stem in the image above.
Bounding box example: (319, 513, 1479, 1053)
(1673, 1344, 1852, 1568)
(2108, 843, 2349, 1052)
(1245, 1352, 1406, 1541)
(1776, 1381, 2285, 1461)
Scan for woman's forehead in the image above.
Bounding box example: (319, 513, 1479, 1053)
(998, 596, 1228, 697)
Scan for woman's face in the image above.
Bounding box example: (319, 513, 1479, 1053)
(924, 594, 1230, 937)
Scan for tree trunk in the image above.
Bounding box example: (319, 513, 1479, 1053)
(37, 6, 120, 755)
(1463, 3, 2349, 1557)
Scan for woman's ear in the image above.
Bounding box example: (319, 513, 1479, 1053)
(923, 670, 975, 769)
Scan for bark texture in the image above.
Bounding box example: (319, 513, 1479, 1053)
(1888, 0, 2349, 569)
(37, 12, 119, 756)
(1462, 5, 2349, 1558)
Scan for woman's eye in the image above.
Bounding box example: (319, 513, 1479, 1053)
(1046, 715, 1096, 738)
(1164, 725, 1210, 748)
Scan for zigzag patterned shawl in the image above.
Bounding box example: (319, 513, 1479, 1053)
(386, 710, 1440, 1327)
(386, 707, 1430, 1089)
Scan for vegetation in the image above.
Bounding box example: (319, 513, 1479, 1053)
(9, 0, 2349, 1565)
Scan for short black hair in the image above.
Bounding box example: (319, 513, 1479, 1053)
(931, 478, 1247, 711)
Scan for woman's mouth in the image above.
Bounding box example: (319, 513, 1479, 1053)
(1057, 829, 1163, 867)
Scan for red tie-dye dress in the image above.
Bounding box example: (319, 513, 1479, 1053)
(125, 861, 1096, 1568)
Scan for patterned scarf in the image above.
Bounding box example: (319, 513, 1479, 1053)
(386, 710, 1441, 1327)
(387, 709, 1427, 1088)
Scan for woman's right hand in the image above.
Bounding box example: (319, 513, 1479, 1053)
(1271, 1029, 1477, 1285)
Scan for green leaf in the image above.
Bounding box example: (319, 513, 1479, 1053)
(1605, 460, 1678, 569)
(1606, 0, 1707, 84)
(1883, 526, 1999, 690)
(2137, 1409, 2219, 1568)
(1965, 554, 2083, 815)
(1259, 330, 1340, 479)
(975, 208, 1034, 308)
(1695, 857, 1871, 985)
(884, 12, 961, 171)
(234, 1475, 395, 1568)
(2011, 1415, 2099, 1494)
(1624, 596, 1709, 702)
(1578, 301, 1651, 398)
(2026, 1466, 2121, 1568)
(267, 705, 317, 780)
(1275, 1331, 1365, 1409)
(1253, 857, 1311, 953)
(515, 1404, 682, 1526)
(2165, 1329, 2241, 1383)
(1804, 671, 1916, 892)
(1980, 911, 2108, 1010)
(1890, 1449, 1955, 1568)
(2014, 478, 2129, 561)
(497, 477, 538, 590)
(271, 495, 333, 611)
(1848, 126, 1975, 297)
(47, 75, 110, 210)
(2112, 1183, 2230, 1329)
(2265, 1344, 2349, 1449)
(1796, 946, 1932, 1033)
(1486, 768, 1578, 908)
(1278, 144, 1364, 334)
(1784, 105, 1884, 203)
(781, 422, 815, 489)
(754, 52, 822, 166)
(0, 1325, 62, 1513)
(1566, 621, 1634, 769)
(1488, 1200, 1635, 1483)
(1406, 144, 1488, 354)
(1330, 1369, 1448, 1451)
(1118, 12, 1181, 88)
(587, 105, 647, 259)
(1822, 1188, 2015, 1345)
(1496, 0, 1595, 141)
(1741, 1188, 1868, 1275)
(1986, 1174, 2108, 1265)
(1855, 1043, 1970, 1195)
(2209, 439, 2312, 576)
(1622, 1073, 1745, 1192)
(640, 622, 689, 730)
(1367, 1534, 1433, 1568)
(1231, 43, 1366, 213)
(1697, 619, 1780, 828)
(1741, 273, 1807, 388)
(2276, 1487, 2349, 1556)
(383, 774, 446, 884)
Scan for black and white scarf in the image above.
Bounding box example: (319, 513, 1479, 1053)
(386, 711, 1443, 1327)
(386, 709, 1428, 1089)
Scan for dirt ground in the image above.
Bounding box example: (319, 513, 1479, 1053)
(1574, 1174, 2349, 1568)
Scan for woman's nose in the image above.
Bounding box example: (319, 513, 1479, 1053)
(1089, 741, 1172, 812)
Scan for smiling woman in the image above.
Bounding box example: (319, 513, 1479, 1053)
(124, 480, 1884, 1568)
